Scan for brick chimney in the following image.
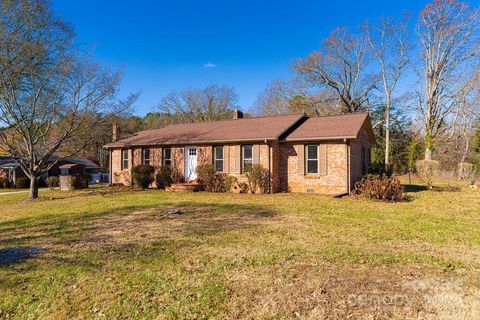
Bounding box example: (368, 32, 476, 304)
(232, 109, 243, 119)
(112, 123, 120, 142)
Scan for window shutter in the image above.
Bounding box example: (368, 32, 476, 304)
(128, 149, 133, 169)
(253, 144, 260, 164)
(223, 145, 230, 173)
(158, 148, 163, 166)
(296, 144, 304, 175)
(233, 145, 241, 174)
(319, 144, 327, 176)
(206, 146, 213, 165)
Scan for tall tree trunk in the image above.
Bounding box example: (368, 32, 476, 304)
(29, 176, 38, 200)
(424, 147, 432, 161)
(424, 129, 433, 160)
(384, 97, 391, 170)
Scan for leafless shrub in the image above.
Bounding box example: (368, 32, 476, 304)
(415, 160, 440, 189)
(196, 164, 231, 192)
(245, 164, 269, 194)
(354, 175, 406, 202)
(458, 162, 476, 185)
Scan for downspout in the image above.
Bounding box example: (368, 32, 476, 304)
(265, 139, 271, 193)
(345, 139, 351, 194)
(109, 149, 113, 185)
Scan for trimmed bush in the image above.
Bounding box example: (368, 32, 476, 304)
(354, 174, 406, 202)
(46, 176, 59, 189)
(15, 177, 30, 189)
(155, 166, 173, 188)
(245, 164, 269, 194)
(131, 165, 155, 189)
(415, 159, 440, 189)
(0, 176, 10, 188)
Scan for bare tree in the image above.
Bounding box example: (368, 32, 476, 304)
(156, 84, 238, 123)
(417, 0, 480, 160)
(0, 0, 121, 199)
(254, 78, 339, 116)
(364, 16, 410, 169)
(293, 28, 378, 114)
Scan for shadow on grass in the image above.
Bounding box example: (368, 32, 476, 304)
(404, 184, 428, 193)
(0, 201, 278, 267)
(0, 246, 45, 266)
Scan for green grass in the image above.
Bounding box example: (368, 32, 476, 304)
(0, 186, 479, 319)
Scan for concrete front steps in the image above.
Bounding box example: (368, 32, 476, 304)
(165, 182, 202, 192)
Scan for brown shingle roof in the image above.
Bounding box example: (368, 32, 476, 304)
(104, 113, 306, 148)
(284, 113, 370, 141)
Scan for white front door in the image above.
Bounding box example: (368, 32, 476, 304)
(185, 147, 198, 181)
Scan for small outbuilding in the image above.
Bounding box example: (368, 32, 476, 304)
(59, 163, 89, 191)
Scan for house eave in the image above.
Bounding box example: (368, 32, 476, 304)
(283, 136, 356, 142)
(103, 137, 278, 149)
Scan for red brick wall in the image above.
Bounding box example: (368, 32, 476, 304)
(109, 134, 371, 193)
(278, 141, 348, 195)
(349, 124, 372, 191)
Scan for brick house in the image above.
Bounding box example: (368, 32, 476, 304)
(104, 111, 374, 195)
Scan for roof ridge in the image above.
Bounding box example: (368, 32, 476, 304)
(306, 112, 369, 119)
(131, 112, 306, 135)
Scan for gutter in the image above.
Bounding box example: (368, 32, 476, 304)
(104, 137, 280, 149)
(265, 138, 272, 193)
(109, 149, 112, 185)
(346, 139, 351, 194)
(284, 135, 357, 142)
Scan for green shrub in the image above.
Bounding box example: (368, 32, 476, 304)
(245, 164, 269, 193)
(196, 164, 229, 192)
(15, 177, 30, 189)
(415, 159, 440, 189)
(155, 166, 173, 188)
(131, 165, 155, 189)
(46, 176, 59, 189)
(0, 176, 10, 188)
(354, 174, 406, 202)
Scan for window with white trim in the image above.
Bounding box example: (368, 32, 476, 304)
(142, 148, 151, 165)
(306, 145, 318, 174)
(163, 148, 172, 167)
(121, 149, 129, 170)
(242, 145, 253, 173)
(214, 146, 224, 172)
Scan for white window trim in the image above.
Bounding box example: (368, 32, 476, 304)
(122, 149, 129, 170)
(163, 148, 172, 167)
(142, 148, 151, 165)
(214, 146, 224, 172)
(306, 145, 319, 174)
(242, 145, 253, 173)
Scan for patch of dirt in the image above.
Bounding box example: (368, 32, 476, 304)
(225, 262, 426, 319)
(408, 277, 480, 320)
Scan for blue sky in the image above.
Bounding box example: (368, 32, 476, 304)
(52, 0, 449, 116)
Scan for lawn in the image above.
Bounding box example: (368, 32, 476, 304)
(0, 186, 479, 319)
(0, 189, 25, 193)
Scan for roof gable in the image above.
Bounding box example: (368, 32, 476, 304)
(283, 113, 372, 142)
